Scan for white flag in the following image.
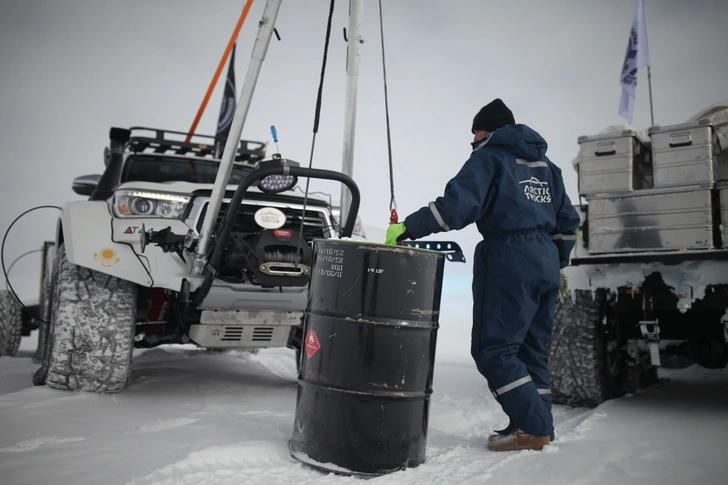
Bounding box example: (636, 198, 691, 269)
(619, 0, 651, 124)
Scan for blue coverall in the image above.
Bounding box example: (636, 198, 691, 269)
(404, 124, 580, 438)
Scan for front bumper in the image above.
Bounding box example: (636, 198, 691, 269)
(199, 280, 308, 311)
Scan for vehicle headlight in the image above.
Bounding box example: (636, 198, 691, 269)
(114, 190, 190, 219)
(258, 174, 298, 194)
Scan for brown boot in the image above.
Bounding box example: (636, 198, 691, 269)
(487, 427, 550, 451)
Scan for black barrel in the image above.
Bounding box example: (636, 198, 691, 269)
(289, 240, 445, 475)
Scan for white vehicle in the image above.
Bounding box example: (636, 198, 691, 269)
(0, 1, 370, 394)
(25, 126, 361, 393)
(549, 106, 728, 407)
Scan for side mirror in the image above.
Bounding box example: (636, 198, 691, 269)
(72, 174, 102, 196)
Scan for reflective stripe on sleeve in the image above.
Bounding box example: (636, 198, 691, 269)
(552, 234, 577, 241)
(516, 159, 548, 168)
(428, 202, 451, 231)
(537, 389, 551, 395)
(495, 375, 532, 396)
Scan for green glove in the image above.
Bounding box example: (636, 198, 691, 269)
(559, 268, 570, 300)
(385, 222, 409, 245)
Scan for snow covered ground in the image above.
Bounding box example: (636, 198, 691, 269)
(1, 280, 727, 485)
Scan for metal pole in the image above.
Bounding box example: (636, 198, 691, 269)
(647, 66, 655, 126)
(339, 0, 364, 226)
(192, 0, 282, 276)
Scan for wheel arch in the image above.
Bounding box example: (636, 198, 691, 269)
(59, 201, 153, 287)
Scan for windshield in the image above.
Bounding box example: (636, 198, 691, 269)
(121, 155, 256, 184)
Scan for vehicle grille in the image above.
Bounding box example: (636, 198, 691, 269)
(220, 326, 275, 342)
(221, 327, 243, 341)
(196, 203, 330, 239)
(252, 327, 274, 342)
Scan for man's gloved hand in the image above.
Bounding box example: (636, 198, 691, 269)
(385, 222, 410, 245)
(559, 268, 570, 300)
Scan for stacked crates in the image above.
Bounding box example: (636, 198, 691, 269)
(578, 130, 652, 198)
(578, 120, 726, 254)
(649, 119, 727, 189)
(720, 181, 728, 248)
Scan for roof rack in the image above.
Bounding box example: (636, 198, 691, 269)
(125, 126, 266, 163)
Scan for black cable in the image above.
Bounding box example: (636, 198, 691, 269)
(312, 0, 336, 137)
(5, 249, 43, 288)
(378, 0, 396, 213)
(297, 0, 337, 264)
(264, 247, 302, 264)
(3, 248, 46, 328)
(1, 205, 61, 322)
(292, 186, 332, 209)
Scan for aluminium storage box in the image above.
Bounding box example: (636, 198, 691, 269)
(648, 119, 727, 189)
(587, 187, 714, 253)
(578, 130, 652, 198)
(720, 182, 728, 248)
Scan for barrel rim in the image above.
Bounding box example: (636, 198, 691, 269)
(295, 378, 434, 399)
(306, 310, 442, 328)
(289, 441, 419, 476)
(312, 238, 447, 257)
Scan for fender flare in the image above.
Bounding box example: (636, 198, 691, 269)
(60, 201, 153, 287)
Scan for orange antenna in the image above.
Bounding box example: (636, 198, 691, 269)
(186, 0, 255, 142)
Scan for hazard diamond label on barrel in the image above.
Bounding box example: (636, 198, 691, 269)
(305, 329, 321, 359)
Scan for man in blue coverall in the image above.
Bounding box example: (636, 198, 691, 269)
(386, 99, 580, 451)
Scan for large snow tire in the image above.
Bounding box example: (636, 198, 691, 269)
(0, 289, 23, 357)
(549, 289, 618, 407)
(549, 289, 659, 408)
(41, 244, 137, 393)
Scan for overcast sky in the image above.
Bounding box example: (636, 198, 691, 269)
(1, 0, 727, 298)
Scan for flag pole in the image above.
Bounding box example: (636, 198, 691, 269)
(647, 66, 655, 125)
(185, 0, 255, 142)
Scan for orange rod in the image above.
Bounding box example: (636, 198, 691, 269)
(185, 0, 255, 142)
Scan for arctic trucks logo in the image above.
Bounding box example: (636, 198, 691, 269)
(254, 207, 286, 229)
(519, 177, 551, 203)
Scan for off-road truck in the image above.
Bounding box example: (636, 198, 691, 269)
(23, 126, 361, 393)
(549, 115, 728, 407)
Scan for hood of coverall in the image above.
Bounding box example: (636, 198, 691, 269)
(476, 124, 549, 162)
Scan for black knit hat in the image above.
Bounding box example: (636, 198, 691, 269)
(471, 98, 515, 133)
